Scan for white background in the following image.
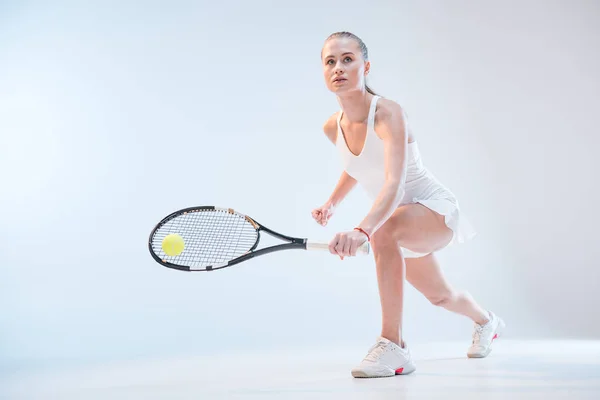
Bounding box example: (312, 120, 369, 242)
(1, 0, 599, 373)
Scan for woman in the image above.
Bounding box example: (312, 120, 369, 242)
(311, 31, 505, 378)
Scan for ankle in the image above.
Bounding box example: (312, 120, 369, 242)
(475, 311, 491, 326)
(381, 334, 404, 348)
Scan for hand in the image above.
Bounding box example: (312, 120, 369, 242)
(311, 202, 335, 226)
(329, 229, 369, 260)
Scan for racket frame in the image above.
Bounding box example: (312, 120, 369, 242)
(149, 206, 316, 272)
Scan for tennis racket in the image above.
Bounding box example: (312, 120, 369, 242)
(148, 206, 370, 272)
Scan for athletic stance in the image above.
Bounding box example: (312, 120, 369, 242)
(312, 31, 505, 378)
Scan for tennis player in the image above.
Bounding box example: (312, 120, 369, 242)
(311, 31, 505, 378)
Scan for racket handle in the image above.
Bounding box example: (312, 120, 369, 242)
(306, 240, 370, 255)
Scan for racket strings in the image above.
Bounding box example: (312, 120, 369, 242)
(151, 209, 258, 268)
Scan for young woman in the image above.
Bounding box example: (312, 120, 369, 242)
(311, 31, 505, 378)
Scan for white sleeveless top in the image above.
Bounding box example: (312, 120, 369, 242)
(336, 95, 456, 205)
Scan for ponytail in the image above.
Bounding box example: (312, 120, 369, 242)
(366, 84, 380, 96)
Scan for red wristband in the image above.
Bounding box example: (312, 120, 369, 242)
(354, 227, 371, 242)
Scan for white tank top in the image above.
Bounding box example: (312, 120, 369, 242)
(336, 95, 456, 204)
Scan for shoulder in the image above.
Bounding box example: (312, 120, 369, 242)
(322, 111, 340, 145)
(373, 98, 408, 140)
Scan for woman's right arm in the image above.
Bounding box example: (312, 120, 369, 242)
(326, 170, 357, 207)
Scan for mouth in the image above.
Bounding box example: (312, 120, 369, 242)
(333, 78, 347, 83)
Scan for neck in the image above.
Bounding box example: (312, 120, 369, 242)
(336, 90, 374, 123)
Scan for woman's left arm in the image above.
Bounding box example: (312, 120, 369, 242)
(328, 102, 408, 258)
(356, 102, 408, 237)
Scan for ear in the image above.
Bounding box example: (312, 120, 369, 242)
(364, 61, 371, 75)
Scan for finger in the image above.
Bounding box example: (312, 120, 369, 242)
(329, 235, 339, 255)
(334, 241, 342, 255)
(314, 212, 324, 225)
(343, 240, 352, 257)
(350, 241, 358, 256)
(335, 235, 346, 255)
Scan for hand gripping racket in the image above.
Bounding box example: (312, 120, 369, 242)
(148, 206, 370, 272)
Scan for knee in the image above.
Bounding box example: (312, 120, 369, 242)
(428, 291, 455, 307)
(371, 227, 394, 249)
(371, 217, 405, 250)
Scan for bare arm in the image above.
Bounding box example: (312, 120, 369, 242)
(327, 171, 356, 207)
(356, 101, 408, 237)
(322, 112, 357, 207)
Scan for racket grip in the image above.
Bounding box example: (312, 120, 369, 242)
(306, 240, 370, 255)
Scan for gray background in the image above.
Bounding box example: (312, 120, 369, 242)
(1, 0, 599, 371)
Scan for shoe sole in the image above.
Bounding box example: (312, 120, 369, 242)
(351, 363, 416, 378)
(467, 318, 506, 359)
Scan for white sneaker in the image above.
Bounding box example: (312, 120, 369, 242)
(467, 311, 505, 358)
(351, 336, 416, 378)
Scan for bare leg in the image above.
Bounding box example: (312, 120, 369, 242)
(406, 253, 489, 325)
(370, 203, 455, 346)
(371, 232, 406, 346)
(350, 203, 493, 377)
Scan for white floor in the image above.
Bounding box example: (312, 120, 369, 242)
(3, 340, 600, 400)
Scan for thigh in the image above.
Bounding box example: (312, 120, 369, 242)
(376, 203, 453, 255)
(405, 253, 454, 301)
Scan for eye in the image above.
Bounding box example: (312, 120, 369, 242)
(344, 57, 352, 62)
(326, 59, 334, 65)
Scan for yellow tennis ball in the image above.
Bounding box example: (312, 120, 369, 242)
(162, 233, 184, 256)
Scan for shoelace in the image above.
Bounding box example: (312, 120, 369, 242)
(472, 325, 484, 345)
(472, 321, 493, 345)
(364, 340, 389, 362)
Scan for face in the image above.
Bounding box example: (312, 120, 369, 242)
(321, 37, 370, 94)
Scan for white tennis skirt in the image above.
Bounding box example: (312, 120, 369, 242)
(402, 196, 477, 259)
